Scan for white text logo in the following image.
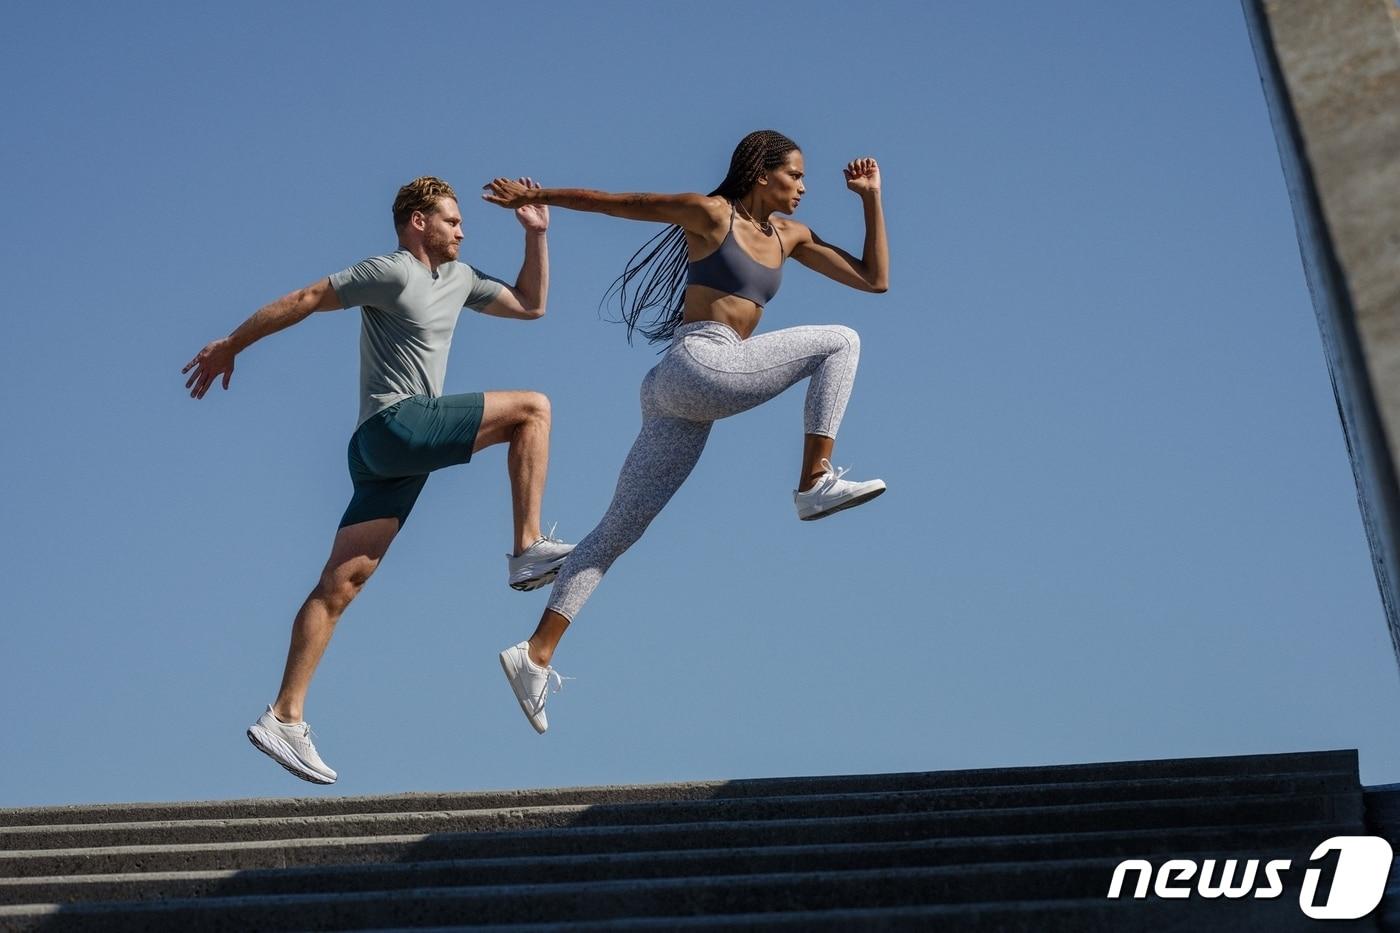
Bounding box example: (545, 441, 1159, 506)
(1106, 836, 1392, 920)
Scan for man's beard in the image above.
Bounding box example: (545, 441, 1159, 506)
(426, 233, 458, 264)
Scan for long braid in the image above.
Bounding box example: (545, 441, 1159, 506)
(605, 130, 800, 345)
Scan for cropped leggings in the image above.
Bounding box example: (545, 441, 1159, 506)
(546, 320, 860, 621)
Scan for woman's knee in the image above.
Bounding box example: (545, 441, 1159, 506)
(827, 324, 860, 354)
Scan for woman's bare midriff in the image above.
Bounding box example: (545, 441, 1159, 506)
(681, 285, 763, 339)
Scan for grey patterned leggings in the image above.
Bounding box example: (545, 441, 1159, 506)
(546, 320, 860, 621)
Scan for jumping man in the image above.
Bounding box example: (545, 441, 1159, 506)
(183, 176, 573, 784)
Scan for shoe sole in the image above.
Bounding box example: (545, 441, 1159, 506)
(508, 555, 570, 592)
(247, 725, 336, 785)
(798, 484, 887, 521)
(499, 649, 548, 734)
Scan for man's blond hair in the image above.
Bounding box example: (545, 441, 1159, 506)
(392, 176, 457, 231)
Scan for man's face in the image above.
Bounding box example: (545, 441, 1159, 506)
(420, 198, 464, 263)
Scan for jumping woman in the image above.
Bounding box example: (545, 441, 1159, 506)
(482, 130, 890, 732)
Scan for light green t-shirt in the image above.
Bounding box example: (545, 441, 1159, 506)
(329, 250, 506, 427)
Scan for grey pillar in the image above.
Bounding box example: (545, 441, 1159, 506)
(1241, 0, 1400, 672)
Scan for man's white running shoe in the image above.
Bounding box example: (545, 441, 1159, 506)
(794, 459, 887, 521)
(499, 641, 570, 734)
(507, 527, 575, 592)
(247, 706, 337, 785)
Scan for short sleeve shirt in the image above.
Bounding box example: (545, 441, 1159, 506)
(329, 250, 506, 426)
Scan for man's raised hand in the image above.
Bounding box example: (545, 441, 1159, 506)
(511, 177, 549, 232)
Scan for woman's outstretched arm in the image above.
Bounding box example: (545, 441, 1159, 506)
(482, 179, 720, 234)
(789, 157, 889, 293)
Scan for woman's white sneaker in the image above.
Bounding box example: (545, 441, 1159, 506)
(247, 706, 337, 785)
(794, 459, 887, 521)
(499, 641, 570, 734)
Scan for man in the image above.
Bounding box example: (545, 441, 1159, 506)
(183, 176, 572, 784)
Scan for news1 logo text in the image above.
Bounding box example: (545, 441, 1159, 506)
(1107, 836, 1394, 920)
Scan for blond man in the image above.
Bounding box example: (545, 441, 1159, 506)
(184, 177, 572, 784)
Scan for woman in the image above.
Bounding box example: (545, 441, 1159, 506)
(483, 129, 890, 732)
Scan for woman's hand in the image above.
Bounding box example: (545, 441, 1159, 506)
(843, 157, 881, 196)
(509, 177, 549, 232)
(482, 177, 537, 209)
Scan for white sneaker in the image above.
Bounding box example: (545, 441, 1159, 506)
(247, 706, 337, 785)
(794, 459, 887, 521)
(499, 641, 571, 734)
(507, 526, 575, 592)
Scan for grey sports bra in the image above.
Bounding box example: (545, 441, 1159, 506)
(686, 204, 784, 307)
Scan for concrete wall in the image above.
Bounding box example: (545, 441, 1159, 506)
(1242, 0, 1400, 673)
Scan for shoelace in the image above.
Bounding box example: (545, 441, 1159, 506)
(532, 663, 575, 706)
(513, 523, 566, 561)
(807, 458, 850, 493)
(528, 522, 564, 551)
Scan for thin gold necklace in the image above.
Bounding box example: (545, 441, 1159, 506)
(735, 198, 774, 236)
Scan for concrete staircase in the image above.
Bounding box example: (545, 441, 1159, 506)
(0, 749, 1386, 931)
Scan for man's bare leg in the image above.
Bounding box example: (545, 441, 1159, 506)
(271, 516, 399, 724)
(473, 390, 552, 555)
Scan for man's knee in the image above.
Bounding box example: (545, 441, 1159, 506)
(526, 391, 551, 423)
(314, 557, 377, 614)
(515, 391, 550, 430)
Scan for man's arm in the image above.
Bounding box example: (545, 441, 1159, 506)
(183, 277, 343, 399)
(479, 177, 549, 320)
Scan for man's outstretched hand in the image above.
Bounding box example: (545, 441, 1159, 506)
(183, 338, 236, 399)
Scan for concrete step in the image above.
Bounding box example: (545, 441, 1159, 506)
(0, 773, 1358, 853)
(0, 855, 1370, 933)
(0, 748, 1357, 828)
(0, 762, 1355, 851)
(373, 898, 1375, 933)
(0, 830, 1355, 905)
(0, 790, 1362, 880)
(2, 807, 1361, 883)
(0, 749, 1374, 932)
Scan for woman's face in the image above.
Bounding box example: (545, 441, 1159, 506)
(759, 149, 806, 214)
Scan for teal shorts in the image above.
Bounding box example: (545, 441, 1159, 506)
(340, 392, 485, 529)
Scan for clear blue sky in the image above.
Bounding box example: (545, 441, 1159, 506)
(2, 1, 1396, 807)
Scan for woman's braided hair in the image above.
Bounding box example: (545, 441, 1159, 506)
(606, 130, 800, 345)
